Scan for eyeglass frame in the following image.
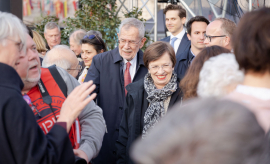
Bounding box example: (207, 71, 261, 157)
(204, 34, 226, 42)
(149, 63, 173, 72)
(5, 38, 24, 52)
(67, 63, 82, 71)
(118, 37, 143, 47)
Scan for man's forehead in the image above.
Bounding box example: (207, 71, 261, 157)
(26, 35, 36, 47)
(206, 22, 222, 34)
(119, 27, 139, 40)
(45, 28, 60, 34)
(165, 10, 180, 18)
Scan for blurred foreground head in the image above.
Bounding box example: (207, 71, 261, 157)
(131, 98, 267, 164)
(233, 8, 270, 74)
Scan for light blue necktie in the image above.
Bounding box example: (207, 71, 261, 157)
(170, 37, 178, 50)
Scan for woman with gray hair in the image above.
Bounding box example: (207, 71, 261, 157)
(197, 53, 244, 97)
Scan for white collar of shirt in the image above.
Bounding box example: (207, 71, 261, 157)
(123, 54, 137, 81)
(235, 84, 270, 100)
(190, 49, 195, 57)
(170, 29, 185, 53)
(170, 29, 185, 41)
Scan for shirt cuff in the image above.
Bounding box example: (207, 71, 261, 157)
(55, 122, 67, 131)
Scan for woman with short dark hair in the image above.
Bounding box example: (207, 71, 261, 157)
(78, 33, 106, 83)
(116, 41, 182, 164)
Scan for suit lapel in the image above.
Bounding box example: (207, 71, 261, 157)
(176, 33, 190, 57)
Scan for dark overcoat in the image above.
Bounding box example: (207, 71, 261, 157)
(84, 47, 148, 164)
(174, 46, 194, 80)
(116, 78, 182, 164)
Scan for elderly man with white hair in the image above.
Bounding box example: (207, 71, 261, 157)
(42, 45, 82, 78)
(0, 11, 97, 163)
(69, 29, 86, 59)
(197, 53, 244, 97)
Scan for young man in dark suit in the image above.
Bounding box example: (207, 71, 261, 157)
(174, 16, 209, 80)
(160, 4, 190, 57)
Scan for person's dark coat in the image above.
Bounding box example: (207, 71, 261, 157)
(160, 33, 191, 57)
(174, 46, 194, 80)
(116, 78, 182, 164)
(0, 63, 75, 164)
(84, 47, 148, 164)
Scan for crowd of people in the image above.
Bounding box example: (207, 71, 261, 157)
(0, 3, 270, 164)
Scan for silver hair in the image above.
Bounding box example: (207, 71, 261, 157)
(69, 29, 87, 45)
(118, 18, 145, 39)
(86, 30, 102, 39)
(197, 53, 244, 97)
(42, 45, 73, 70)
(131, 98, 268, 164)
(0, 12, 27, 49)
(44, 22, 60, 34)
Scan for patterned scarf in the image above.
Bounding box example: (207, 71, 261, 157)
(142, 72, 177, 138)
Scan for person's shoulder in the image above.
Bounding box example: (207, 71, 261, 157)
(126, 78, 144, 92)
(160, 36, 170, 42)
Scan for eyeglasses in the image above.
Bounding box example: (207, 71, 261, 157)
(118, 38, 143, 47)
(6, 38, 24, 52)
(149, 64, 172, 72)
(83, 34, 102, 44)
(67, 63, 82, 71)
(204, 34, 226, 42)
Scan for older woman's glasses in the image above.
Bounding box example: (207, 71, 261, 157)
(6, 38, 24, 52)
(150, 64, 172, 72)
(204, 34, 226, 42)
(83, 34, 102, 44)
(118, 38, 143, 47)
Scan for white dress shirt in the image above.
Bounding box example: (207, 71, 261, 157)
(170, 29, 186, 54)
(235, 85, 270, 100)
(123, 54, 137, 81)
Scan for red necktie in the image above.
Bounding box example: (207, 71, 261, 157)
(124, 62, 132, 96)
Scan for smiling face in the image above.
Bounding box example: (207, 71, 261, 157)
(165, 10, 186, 36)
(16, 34, 41, 92)
(44, 28, 61, 49)
(187, 21, 208, 52)
(118, 26, 146, 61)
(148, 53, 174, 89)
(81, 43, 98, 67)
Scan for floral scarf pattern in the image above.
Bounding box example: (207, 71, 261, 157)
(142, 72, 177, 138)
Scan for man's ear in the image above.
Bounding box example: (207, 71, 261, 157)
(140, 37, 147, 49)
(181, 17, 186, 25)
(224, 36, 230, 47)
(100, 49, 104, 53)
(187, 33, 191, 40)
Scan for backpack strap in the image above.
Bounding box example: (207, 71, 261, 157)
(48, 65, 68, 97)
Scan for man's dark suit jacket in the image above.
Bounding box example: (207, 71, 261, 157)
(84, 47, 148, 164)
(174, 46, 194, 80)
(160, 33, 191, 57)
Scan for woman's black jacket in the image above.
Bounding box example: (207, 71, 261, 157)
(116, 78, 181, 164)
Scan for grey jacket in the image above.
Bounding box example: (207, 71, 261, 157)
(56, 67, 106, 161)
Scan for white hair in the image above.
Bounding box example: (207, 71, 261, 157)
(197, 53, 244, 97)
(119, 18, 145, 39)
(44, 22, 60, 34)
(86, 30, 102, 39)
(0, 12, 27, 49)
(42, 45, 73, 70)
(69, 29, 86, 45)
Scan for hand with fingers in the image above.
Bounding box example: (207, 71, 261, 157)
(58, 80, 97, 132)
